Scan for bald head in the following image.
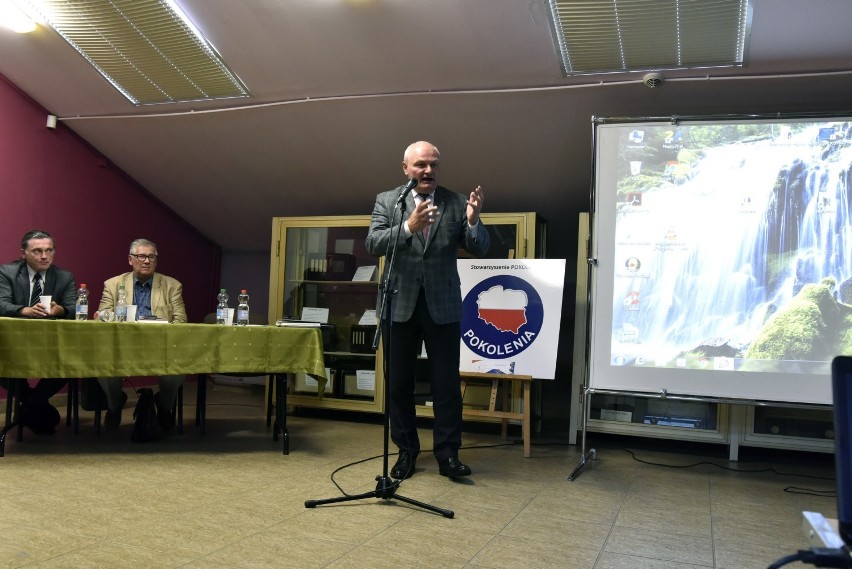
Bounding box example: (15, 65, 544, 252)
(402, 141, 441, 194)
(403, 141, 440, 164)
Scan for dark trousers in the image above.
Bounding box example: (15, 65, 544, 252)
(387, 289, 463, 462)
(0, 378, 67, 404)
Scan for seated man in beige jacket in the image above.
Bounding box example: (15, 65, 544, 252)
(97, 238, 188, 431)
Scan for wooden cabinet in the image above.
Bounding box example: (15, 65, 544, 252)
(268, 216, 382, 412)
(268, 213, 546, 415)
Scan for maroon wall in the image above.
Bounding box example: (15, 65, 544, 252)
(0, 75, 220, 322)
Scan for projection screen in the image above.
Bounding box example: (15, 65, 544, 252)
(590, 115, 852, 405)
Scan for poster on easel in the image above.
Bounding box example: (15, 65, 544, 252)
(458, 259, 566, 379)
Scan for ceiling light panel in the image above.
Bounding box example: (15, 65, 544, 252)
(19, 0, 249, 105)
(548, 0, 751, 75)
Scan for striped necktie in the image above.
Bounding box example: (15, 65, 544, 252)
(30, 273, 42, 307)
(418, 194, 432, 241)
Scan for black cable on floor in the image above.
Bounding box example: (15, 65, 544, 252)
(617, 447, 837, 496)
(619, 447, 832, 477)
(783, 487, 838, 498)
(767, 547, 851, 568)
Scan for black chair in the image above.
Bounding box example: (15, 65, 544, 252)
(78, 380, 109, 435)
(1, 380, 21, 443)
(2, 382, 16, 431)
(0, 381, 21, 456)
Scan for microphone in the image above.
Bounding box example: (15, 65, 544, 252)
(396, 178, 418, 203)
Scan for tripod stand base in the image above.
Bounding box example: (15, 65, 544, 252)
(305, 475, 455, 518)
(567, 448, 596, 481)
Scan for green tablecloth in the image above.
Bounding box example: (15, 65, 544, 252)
(0, 318, 326, 379)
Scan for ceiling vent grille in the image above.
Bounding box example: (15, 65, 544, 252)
(19, 0, 249, 105)
(547, 0, 752, 76)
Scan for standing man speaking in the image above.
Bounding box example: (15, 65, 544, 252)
(366, 141, 490, 480)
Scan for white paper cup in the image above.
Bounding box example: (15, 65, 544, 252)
(226, 307, 235, 325)
(126, 304, 137, 322)
(39, 295, 51, 312)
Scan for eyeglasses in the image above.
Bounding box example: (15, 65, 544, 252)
(130, 254, 158, 261)
(28, 248, 55, 256)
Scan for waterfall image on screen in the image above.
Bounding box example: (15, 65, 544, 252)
(591, 117, 852, 403)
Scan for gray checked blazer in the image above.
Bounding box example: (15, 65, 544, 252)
(366, 184, 490, 324)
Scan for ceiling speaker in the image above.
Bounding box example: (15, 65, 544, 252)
(643, 73, 664, 88)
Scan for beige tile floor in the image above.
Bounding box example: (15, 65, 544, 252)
(0, 382, 838, 568)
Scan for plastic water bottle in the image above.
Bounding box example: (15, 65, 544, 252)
(75, 283, 89, 320)
(216, 288, 229, 324)
(115, 284, 128, 322)
(236, 289, 249, 325)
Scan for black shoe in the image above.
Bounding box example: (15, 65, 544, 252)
(391, 450, 418, 480)
(438, 456, 472, 478)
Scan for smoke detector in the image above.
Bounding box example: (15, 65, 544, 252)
(643, 72, 665, 88)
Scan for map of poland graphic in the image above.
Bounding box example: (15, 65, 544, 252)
(476, 285, 528, 333)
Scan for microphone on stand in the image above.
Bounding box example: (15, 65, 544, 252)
(396, 178, 418, 204)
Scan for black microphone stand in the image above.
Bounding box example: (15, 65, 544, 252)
(305, 189, 454, 518)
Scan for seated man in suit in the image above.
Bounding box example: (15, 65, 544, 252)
(96, 238, 187, 431)
(0, 229, 77, 434)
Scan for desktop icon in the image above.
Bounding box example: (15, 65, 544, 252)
(627, 192, 642, 206)
(818, 127, 837, 142)
(624, 257, 641, 272)
(664, 129, 682, 144)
